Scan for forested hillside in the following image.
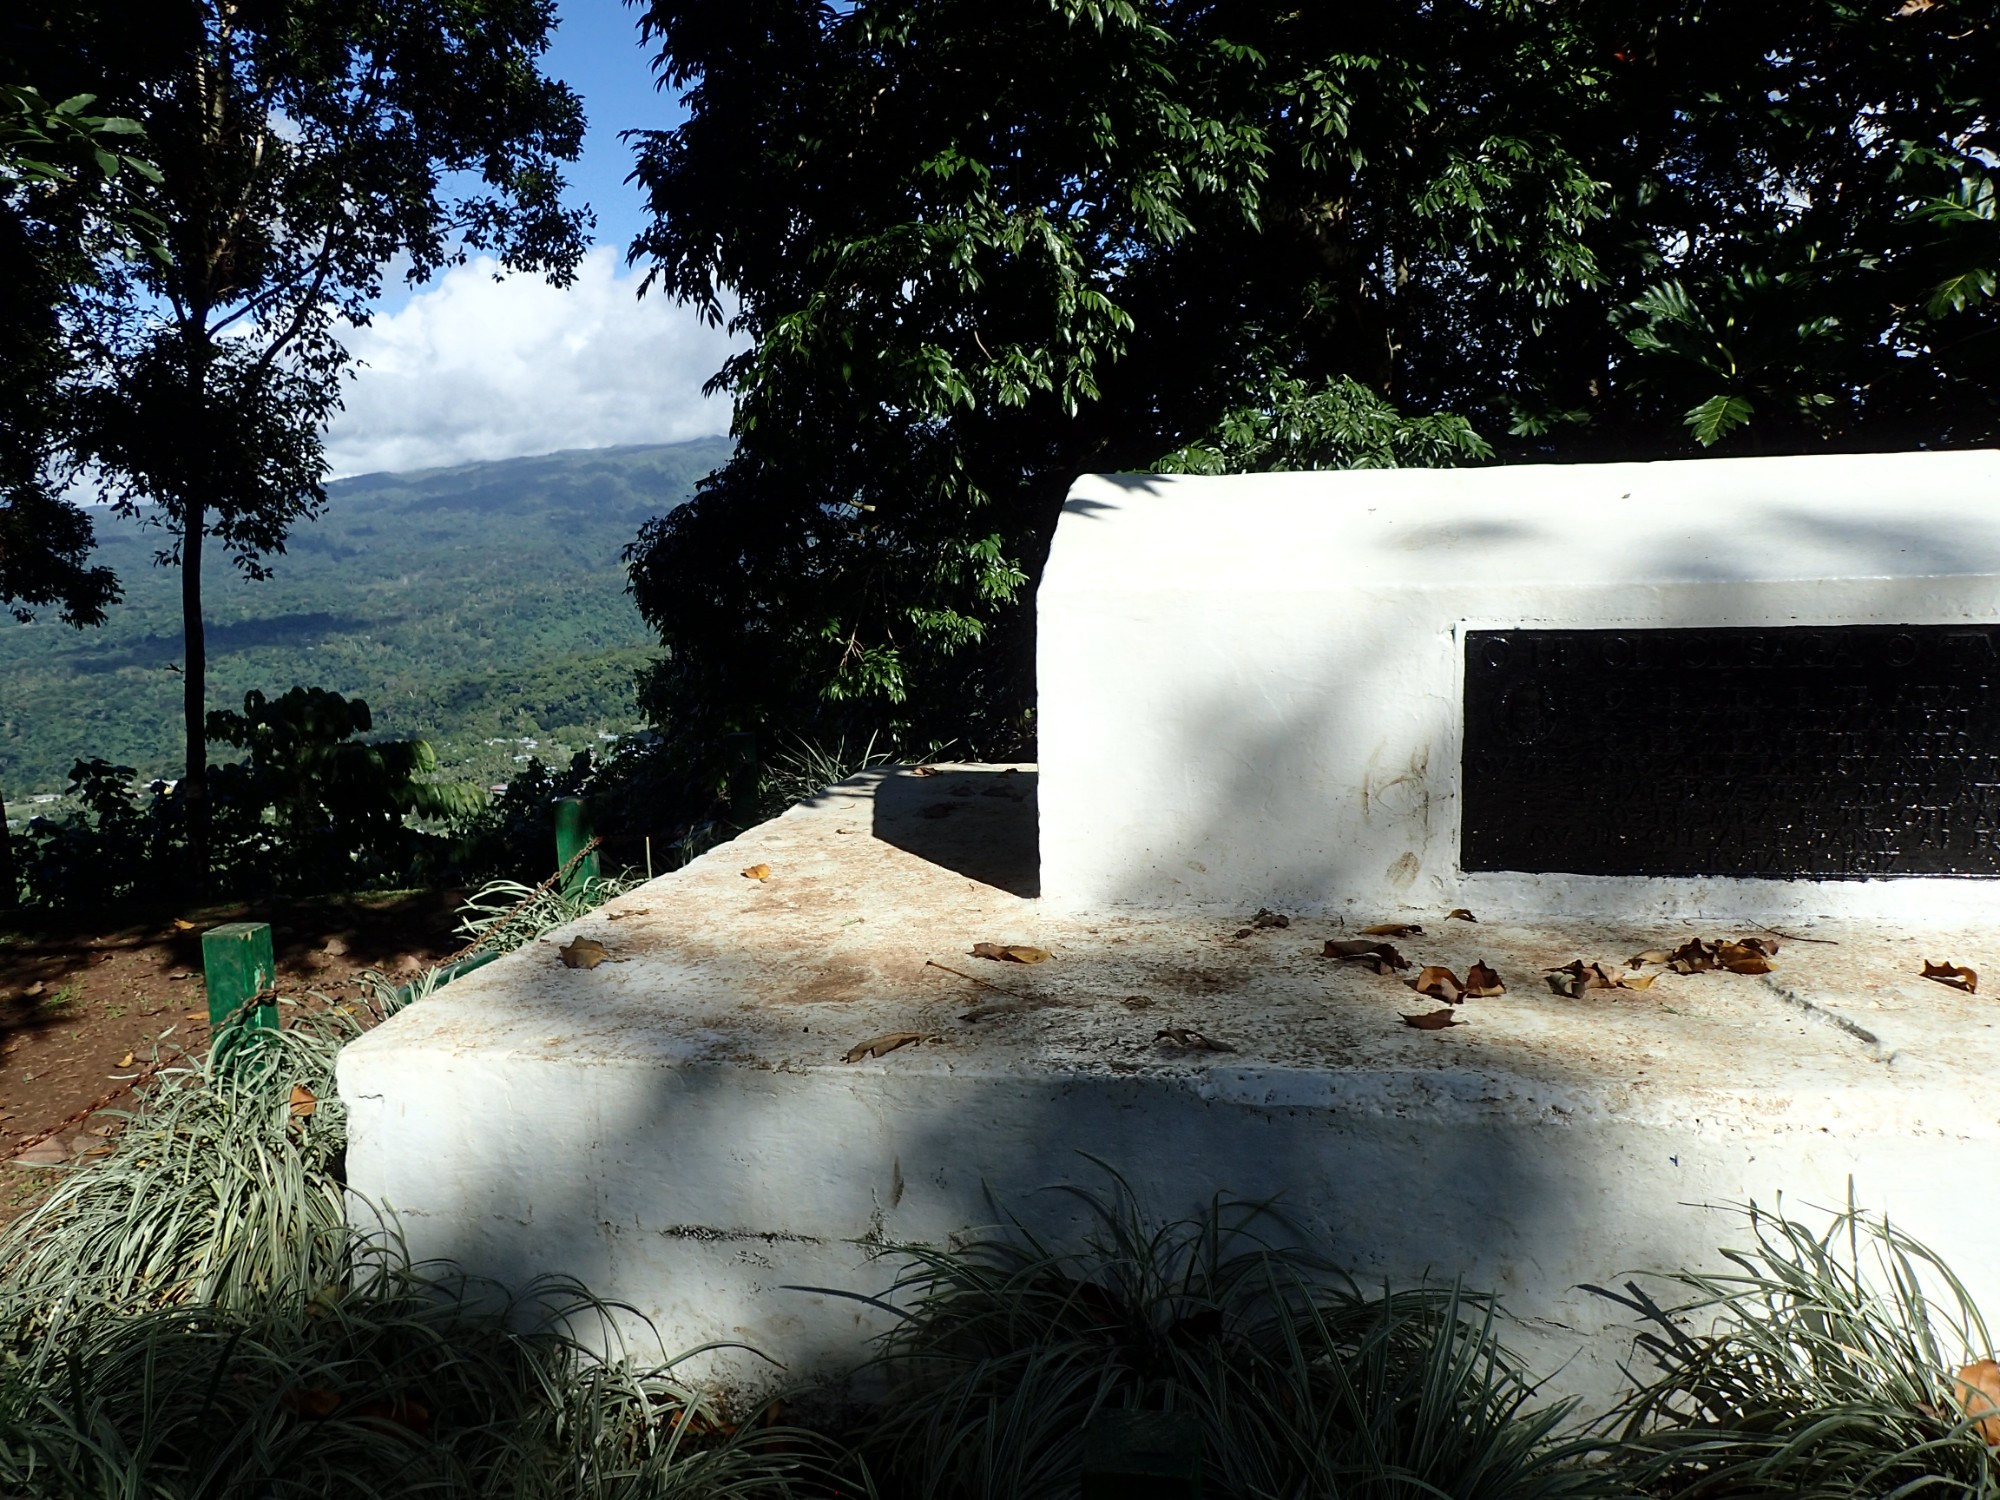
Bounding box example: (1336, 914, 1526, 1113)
(0, 438, 727, 800)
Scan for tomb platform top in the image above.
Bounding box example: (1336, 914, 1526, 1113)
(345, 766, 2000, 1135)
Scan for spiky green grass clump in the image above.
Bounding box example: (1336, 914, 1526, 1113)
(1605, 1201, 2000, 1498)
(856, 1176, 1623, 1500)
(454, 872, 645, 955)
(0, 1263, 838, 1500)
(0, 1008, 358, 1329)
(0, 879, 854, 1500)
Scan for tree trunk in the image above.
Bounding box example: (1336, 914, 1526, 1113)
(183, 491, 208, 890)
(0, 771, 16, 908)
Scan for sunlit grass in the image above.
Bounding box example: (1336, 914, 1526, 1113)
(1602, 1198, 2000, 1498)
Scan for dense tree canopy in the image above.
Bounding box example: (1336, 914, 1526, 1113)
(625, 0, 2000, 818)
(4, 0, 589, 879)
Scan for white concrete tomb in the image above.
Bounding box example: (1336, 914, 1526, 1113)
(1041, 449, 2000, 921)
(340, 450, 2000, 1415)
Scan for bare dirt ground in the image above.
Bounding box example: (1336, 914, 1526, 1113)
(0, 891, 466, 1217)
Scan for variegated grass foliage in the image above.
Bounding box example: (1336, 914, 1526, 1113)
(453, 870, 646, 956)
(1604, 1198, 2000, 1498)
(0, 880, 848, 1499)
(855, 1174, 1622, 1500)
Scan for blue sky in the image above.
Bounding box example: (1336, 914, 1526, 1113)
(545, 0, 685, 256)
(325, 2, 733, 477)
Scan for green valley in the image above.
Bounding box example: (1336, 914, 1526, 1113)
(0, 438, 727, 802)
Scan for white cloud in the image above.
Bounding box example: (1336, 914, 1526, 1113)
(324, 247, 740, 477)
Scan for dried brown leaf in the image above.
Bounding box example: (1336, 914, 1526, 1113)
(1715, 941, 1775, 975)
(1546, 960, 1621, 998)
(910, 765, 940, 776)
(290, 1084, 317, 1118)
(1341, 953, 1403, 975)
(1464, 960, 1506, 998)
(970, 942, 1050, 964)
(1233, 928, 1253, 939)
(741, 864, 771, 881)
(1250, 909, 1290, 930)
(1954, 1359, 2000, 1444)
(1630, 949, 1674, 966)
(1620, 973, 1658, 991)
(1402, 1009, 1462, 1031)
(1412, 966, 1465, 1003)
(1154, 1027, 1236, 1053)
(559, 937, 612, 970)
(1361, 922, 1423, 937)
(1323, 939, 1411, 969)
(1446, 908, 1478, 922)
(1922, 960, 1978, 994)
(1668, 938, 1718, 975)
(844, 1032, 933, 1063)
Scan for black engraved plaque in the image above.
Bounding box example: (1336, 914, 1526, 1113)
(1461, 625, 2000, 879)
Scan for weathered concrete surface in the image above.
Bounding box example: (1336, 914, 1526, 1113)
(1041, 450, 2000, 920)
(340, 767, 2000, 1408)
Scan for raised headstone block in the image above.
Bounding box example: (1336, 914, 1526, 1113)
(1038, 450, 2000, 920)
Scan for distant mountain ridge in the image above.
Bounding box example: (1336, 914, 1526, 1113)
(0, 437, 730, 798)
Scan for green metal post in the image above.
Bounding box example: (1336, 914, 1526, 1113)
(202, 921, 279, 1032)
(554, 796, 599, 896)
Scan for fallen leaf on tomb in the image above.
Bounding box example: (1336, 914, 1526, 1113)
(1716, 940, 1775, 975)
(1323, 939, 1411, 969)
(1954, 1359, 2000, 1444)
(290, 1084, 317, 1118)
(559, 938, 613, 970)
(1155, 1027, 1236, 1053)
(970, 943, 1049, 964)
(1630, 949, 1674, 966)
(1668, 939, 1718, 974)
(844, 1032, 935, 1063)
(1464, 961, 1506, 998)
(910, 765, 940, 777)
(1402, 1009, 1462, 1031)
(1412, 966, 1464, 1004)
(1343, 952, 1408, 975)
(1362, 922, 1422, 937)
(1250, 909, 1290, 930)
(1546, 960, 1631, 998)
(1923, 960, 1978, 994)
(1447, 909, 1478, 923)
(741, 864, 771, 881)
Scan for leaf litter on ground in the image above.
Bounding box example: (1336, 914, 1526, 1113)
(969, 942, 1049, 964)
(1922, 960, 1978, 994)
(844, 1032, 938, 1063)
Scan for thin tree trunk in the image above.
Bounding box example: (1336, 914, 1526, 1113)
(0, 771, 16, 907)
(183, 491, 208, 890)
